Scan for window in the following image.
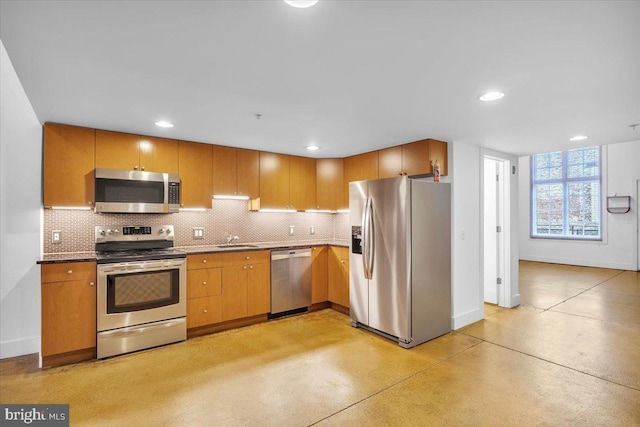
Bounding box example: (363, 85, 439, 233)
(530, 146, 601, 240)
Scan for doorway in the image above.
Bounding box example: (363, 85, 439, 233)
(637, 179, 640, 271)
(483, 156, 510, 307)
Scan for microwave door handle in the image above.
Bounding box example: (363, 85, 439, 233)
(163, 173, 169, 212)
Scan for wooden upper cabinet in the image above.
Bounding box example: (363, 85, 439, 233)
(401, 139, 448, 177)
(95, 130, 179, 173)
(236, 148, 259, 198)
(43, 123, 95, 207)
(259, 152, 290, 209)
(343, 151, 379, 208)
(212, 145, 237, 195)
(317, 158, 344, 211)
(212, 146, 259, 198)
(179, 141, 212, 208)
(289, 155, 317, 210)
(378, 146, 403, 178)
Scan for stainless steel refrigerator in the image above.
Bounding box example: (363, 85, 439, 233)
(349, 176, 451, 348)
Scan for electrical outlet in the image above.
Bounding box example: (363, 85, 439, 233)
(310, 226, 315, 235)
(289, 225, 295, 236)
(52, 230, 62, 244)
(193, 227, 204, 239)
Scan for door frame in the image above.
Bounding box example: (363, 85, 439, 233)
(480, 149, 519, 310)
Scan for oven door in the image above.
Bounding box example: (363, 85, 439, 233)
(97, 258, 186, 332)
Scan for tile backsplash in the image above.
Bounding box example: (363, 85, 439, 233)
(43, 199, 350, 253)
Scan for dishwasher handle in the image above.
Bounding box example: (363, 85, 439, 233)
(271, 249, 312, 261)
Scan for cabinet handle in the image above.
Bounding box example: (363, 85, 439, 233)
(89, 281, 95, 286)
(249, 265, 254, 269)
(341, 260, 345, 264)
(243, 265, 247, 270)
(141, 166, 145, 171)
(67, 270, 73, 275)
(134, 165, 138, 170)
(203, 259, 207, 264)
(88, 201, 93, 205)
(202, 281, 207, 285)
(245, 256, 250, 260)
(203, 309, 208, 313)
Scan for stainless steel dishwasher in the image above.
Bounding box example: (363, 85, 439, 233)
(270, 248, 312, 318)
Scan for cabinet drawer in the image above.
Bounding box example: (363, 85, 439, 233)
(222, 250, 270, 266)
(187, 253, 224, 270)
(187, 295, 222, 329)
(41, 262, 96, 283)
(188, 268, 222, 299)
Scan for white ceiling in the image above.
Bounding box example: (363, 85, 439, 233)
(1, 0, 639, 157)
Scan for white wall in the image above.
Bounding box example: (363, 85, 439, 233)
(0, 40, 42, 358)
(450, 141, 483, 329)
(519, 140, 640, 270)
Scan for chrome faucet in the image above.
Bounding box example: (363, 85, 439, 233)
(226, 234, 240, 245)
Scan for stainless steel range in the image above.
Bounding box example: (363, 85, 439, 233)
(95, 225, 186, 359)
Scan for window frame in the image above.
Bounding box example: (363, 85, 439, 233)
(529, 146, 603, 241)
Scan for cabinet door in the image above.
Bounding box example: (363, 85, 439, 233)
(401, 140, 431, 177)
(187, 268, 222, 299)
(259, 152, 290, 209)
(41, 279, 96, 356)
(289, 155, 317, 210)
(316, 158, 344, 210)
(378, 146, 403, 178)
(344, 151, 378, 208)
(311, 246, 328, 304)
(339, 247, 350, 308)
(43, 123, 95, 208)
(221, 265, 248, 321)
(140, 136, 179, 173)
(327, 246, 342, 305)
(95, 130, 140, 170)
(179, 141, 212, 208)
(247, 262, 270, 316)
(428, 139, 448, 176)
(212, 145, 237, 196)
(187, 295, 222, 329)
(236, 148, 260, 198)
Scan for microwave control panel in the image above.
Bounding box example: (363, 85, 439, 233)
(168, 182, 180, 205)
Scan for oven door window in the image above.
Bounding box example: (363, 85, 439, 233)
(107, 269, 179, 313)
(96, 178, 164, 204)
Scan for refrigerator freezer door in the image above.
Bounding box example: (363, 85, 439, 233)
(349, 180, 369, 326)
(367, 177, 411, 341)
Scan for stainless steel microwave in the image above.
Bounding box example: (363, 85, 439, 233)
(94, 168, 180, 213)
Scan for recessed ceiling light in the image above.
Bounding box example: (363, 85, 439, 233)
(479, 92, 505, 102)
(155, 121, 174, 128)
(306, 145, 320, 151)
(569, 135, 588, 141)
(284, 0, 319, 8)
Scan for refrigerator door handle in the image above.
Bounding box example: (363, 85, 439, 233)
(366, 197, 374, 278)
(361, 197, 370, 279)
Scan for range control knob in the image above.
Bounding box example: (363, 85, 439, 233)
(99, 229, 106, 236)
(113, 229, 120, 234)
(159, 228, 166, 234)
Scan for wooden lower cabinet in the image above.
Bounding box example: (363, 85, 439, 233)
(328, 246, 349, 308)
(311, 246, 328, 304)
(187, 251, 270, 329)
(41, 262, 97, 362)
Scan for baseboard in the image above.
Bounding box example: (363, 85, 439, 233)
(0, 336, 39, 360)
(452, 307, 483, 330)
(519, 255, 635, 271)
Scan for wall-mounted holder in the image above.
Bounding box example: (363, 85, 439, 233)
(606, 196, 631, 214)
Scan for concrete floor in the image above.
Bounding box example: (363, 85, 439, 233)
(1, 261, 639, 426)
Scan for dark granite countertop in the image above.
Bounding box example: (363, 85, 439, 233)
(38, 241, 349, 264)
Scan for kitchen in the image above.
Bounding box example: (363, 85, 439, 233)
(2, 1, 637, 426)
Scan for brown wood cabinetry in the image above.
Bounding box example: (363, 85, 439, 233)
(343, 151, 379, 208)
(43, 123, 96, 207)
(221, 250, 271, 321)
(316, 158, 344, 210)
(187, 254, 224, 329)
(212, 146, 260, 198)
(328, 246, 349, 308)
(311, 246, 328, 304)
(378, 139, 448, 178)
(95, 130, 179, 173)
(289, 155, 317, 210)
(259, 152, 291, 209)
(41, 262, 97, 364)
(179, 141, 212, 208)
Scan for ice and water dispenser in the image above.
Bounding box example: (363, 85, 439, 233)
(351, 226, 362, 255)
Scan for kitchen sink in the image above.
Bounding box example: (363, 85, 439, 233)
(215, 244, 259, 250)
